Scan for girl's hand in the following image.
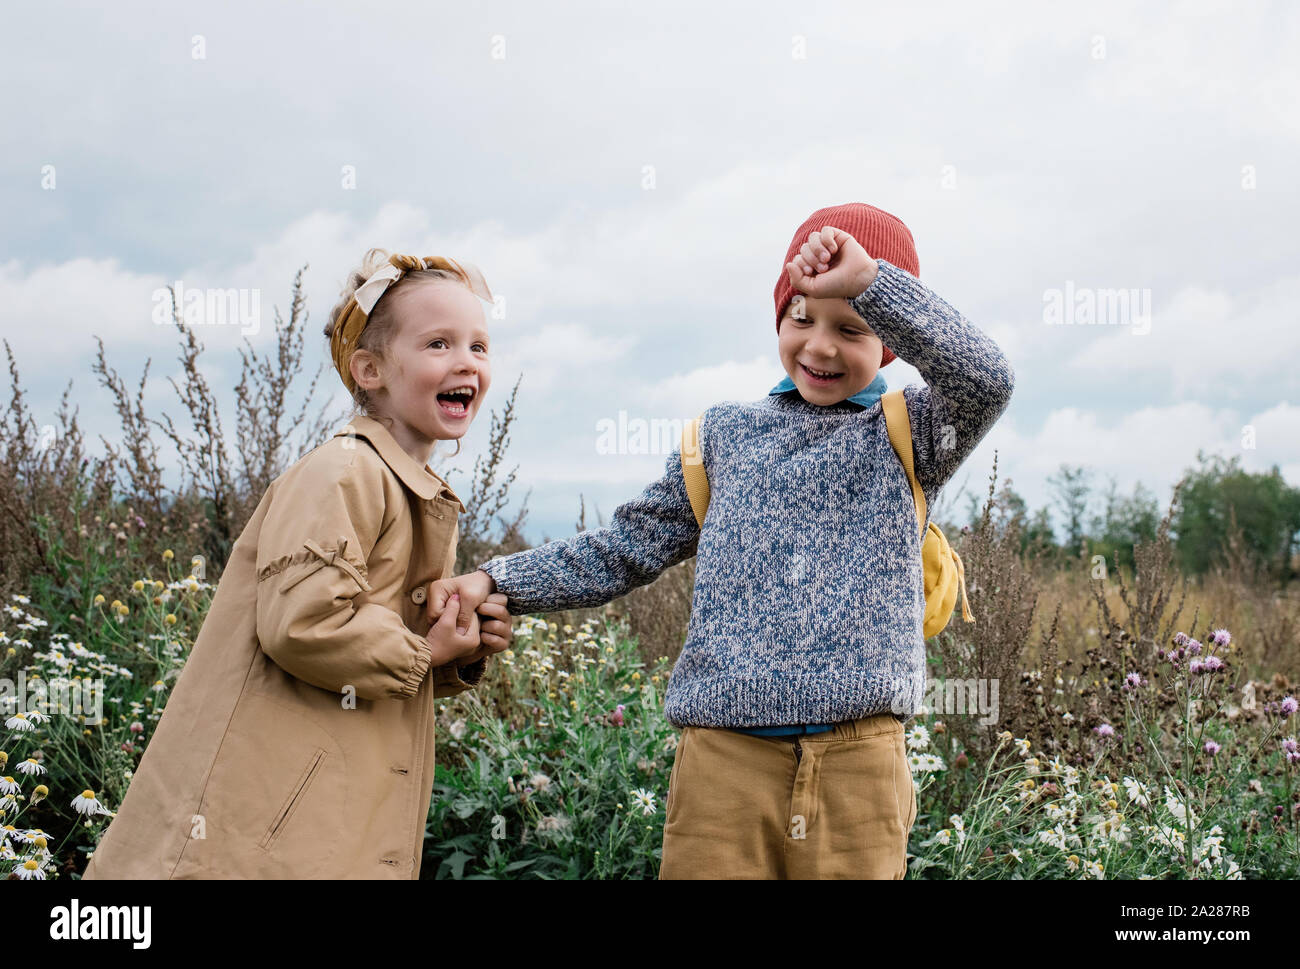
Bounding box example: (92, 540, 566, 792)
(785, 227, 878, 301)
(425, 593, 482, 666)
(427, 570, 496, 631)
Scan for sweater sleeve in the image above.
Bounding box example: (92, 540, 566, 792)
(476, 446, 701, 614)
(849, 259, 1015, 500)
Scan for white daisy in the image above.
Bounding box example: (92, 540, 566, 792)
(630, 788, 657, 816)
(1122, 775, 1150, 807)
(0, 777, 19, 795)
(71, 789, 107, 817)
(4, 713, 35, 732)
(14, 759, 45, 776)
(14, 858, 45, 880)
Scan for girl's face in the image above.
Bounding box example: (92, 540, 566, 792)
(354, 279, 491, 457)
(777, 295, 883, 406)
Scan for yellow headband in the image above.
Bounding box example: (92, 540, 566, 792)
(330, 253, 494, 395)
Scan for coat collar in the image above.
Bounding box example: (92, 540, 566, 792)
(332, 415, 466, 512)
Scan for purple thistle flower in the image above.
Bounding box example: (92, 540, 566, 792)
(1186, 639, 1202, 655)
(1203, 655, 1224, 672)
(1203, 740, 1221, 756)
(1094, 723, 1115, 738)
(1289, 751, 1300, 765)
(1188, 659, 1204, 674)
(1281, 738, 1297, 754)
(1125, 671, 1143, 689)
(609, 703, 626, 727)
(1173, 632, 1189, 647)
(1211, 628, 1231, 648)
(1281, 696, 1298, 718)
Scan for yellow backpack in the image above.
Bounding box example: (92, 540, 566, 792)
(680, 389, 974, 638)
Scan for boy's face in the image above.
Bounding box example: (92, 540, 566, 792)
(777, 295, 884, 405)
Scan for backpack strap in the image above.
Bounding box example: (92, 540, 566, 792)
(681, 415, 709, 528)
(881, 389, 926, 545)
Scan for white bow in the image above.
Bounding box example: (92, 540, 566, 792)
(353, 263, 405, 316)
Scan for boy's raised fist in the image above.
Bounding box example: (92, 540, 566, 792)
(786, 226, 879, 300)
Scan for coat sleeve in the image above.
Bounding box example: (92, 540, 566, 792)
(475, 445, 701, 615)
(430, 519, 487, 698)
(254, 448, 437, 702)
(849, 259, 1016, 507)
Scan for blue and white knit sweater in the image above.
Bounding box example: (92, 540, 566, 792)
(478, 259, 1015, 728)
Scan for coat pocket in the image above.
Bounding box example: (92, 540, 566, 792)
(260, 746, 328, 850)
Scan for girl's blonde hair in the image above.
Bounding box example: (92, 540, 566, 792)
(324, 247, 473, 458)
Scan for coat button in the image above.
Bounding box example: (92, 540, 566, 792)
(410, 586, 427, 605)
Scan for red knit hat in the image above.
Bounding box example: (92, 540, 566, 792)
(773, 202, 919, 367)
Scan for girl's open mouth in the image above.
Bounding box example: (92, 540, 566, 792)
(800, 362, 843, 385)
(436, 386, 475, 418)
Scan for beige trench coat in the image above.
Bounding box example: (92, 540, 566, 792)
(82, 416, 483, 879)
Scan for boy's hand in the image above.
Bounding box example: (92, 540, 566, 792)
(455, 593, 513, 666)
(425, 594, 482, 666)
(785, 226, 879, 301)
(427, 570, 497, 632)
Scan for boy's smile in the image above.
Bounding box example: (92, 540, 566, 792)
(778, 295, 884, 405)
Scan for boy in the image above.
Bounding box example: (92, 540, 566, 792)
(432, 203, 1015, 878)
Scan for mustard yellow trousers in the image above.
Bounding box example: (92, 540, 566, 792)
(659, 712, 918, 879)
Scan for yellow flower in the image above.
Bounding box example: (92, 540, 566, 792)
(132, 580, 145, 592)
(116, 604, 129, 616)
(631, 672, 640, 680)
(162, 549, 175, 560)
(165, 614, 177, 625)
(110, 599, 123, 610)
(93, 594, 105, 606)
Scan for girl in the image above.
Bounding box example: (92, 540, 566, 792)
(83, 250, 513, 879)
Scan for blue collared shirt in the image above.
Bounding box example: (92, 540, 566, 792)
(766, 371, 889, 409)
(729, 372, 890, 737)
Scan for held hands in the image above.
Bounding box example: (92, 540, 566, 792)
(425, 570, 511, 666)
(424, 593, 483, 667)
(785, 227, 879, 301)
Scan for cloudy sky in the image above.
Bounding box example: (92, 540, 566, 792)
(4, 0, 1297, 546)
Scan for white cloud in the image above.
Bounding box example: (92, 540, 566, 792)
(642, 356, 786, 416)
